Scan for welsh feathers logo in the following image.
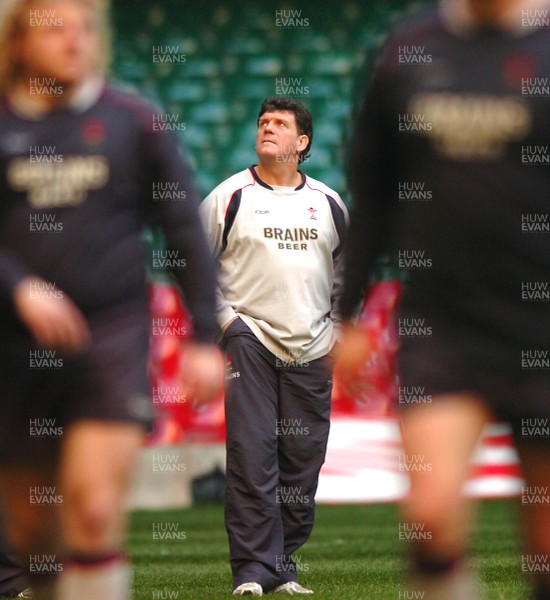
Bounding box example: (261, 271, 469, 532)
(82, 119, 106, 149)
(308, 207, 317, 220)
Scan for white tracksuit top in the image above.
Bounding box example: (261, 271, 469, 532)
(200, 166, 348, 362)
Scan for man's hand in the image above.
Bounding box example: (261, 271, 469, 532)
(333, 322, 375, 397)
(179, 343, 225, 405)
(13, 276, 91, 353)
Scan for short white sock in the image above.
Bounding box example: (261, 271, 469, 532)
(56, 553, 131, 600)
(406, 564, 480, 600)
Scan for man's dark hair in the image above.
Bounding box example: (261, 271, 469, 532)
(257, 97, 313, 164)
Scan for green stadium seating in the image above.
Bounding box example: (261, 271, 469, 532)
(111, 0, 433, 198)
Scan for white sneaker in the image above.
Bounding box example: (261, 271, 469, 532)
(274, 582, 314, 594)
(233, 582, 263, 596)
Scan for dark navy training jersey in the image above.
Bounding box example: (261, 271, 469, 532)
(0, 83, 218, 343)
(341, 6, 550, 365)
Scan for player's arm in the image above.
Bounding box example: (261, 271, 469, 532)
(340, 88, 393, 317)
(143, 122, 218, 343)
(0, 250, 90, 352)
(336, 44, 396, 386)
(142, 121, 224, 403)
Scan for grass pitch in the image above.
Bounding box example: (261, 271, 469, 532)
(0, 500, 527, 599)
(128, 499, 528, 600)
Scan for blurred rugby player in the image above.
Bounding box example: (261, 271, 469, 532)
(0, 1, 224, 599)
(337, 0, 550, 598)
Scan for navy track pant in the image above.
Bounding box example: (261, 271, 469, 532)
(221, 318, 332, 591)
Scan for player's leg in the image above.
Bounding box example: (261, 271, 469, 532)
(399, 394, 490, 600)
(221, 318, 282, 593)
(55, 419, 144, 600)
(515, 441, 550, 600)
(54, 313, 150, 600)
(276, 356, 331, 589)
(0, 465, 59, 600)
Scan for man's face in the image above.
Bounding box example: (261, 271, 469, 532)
(256, 110, 309, 166)
(17, 0, 99, 89)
